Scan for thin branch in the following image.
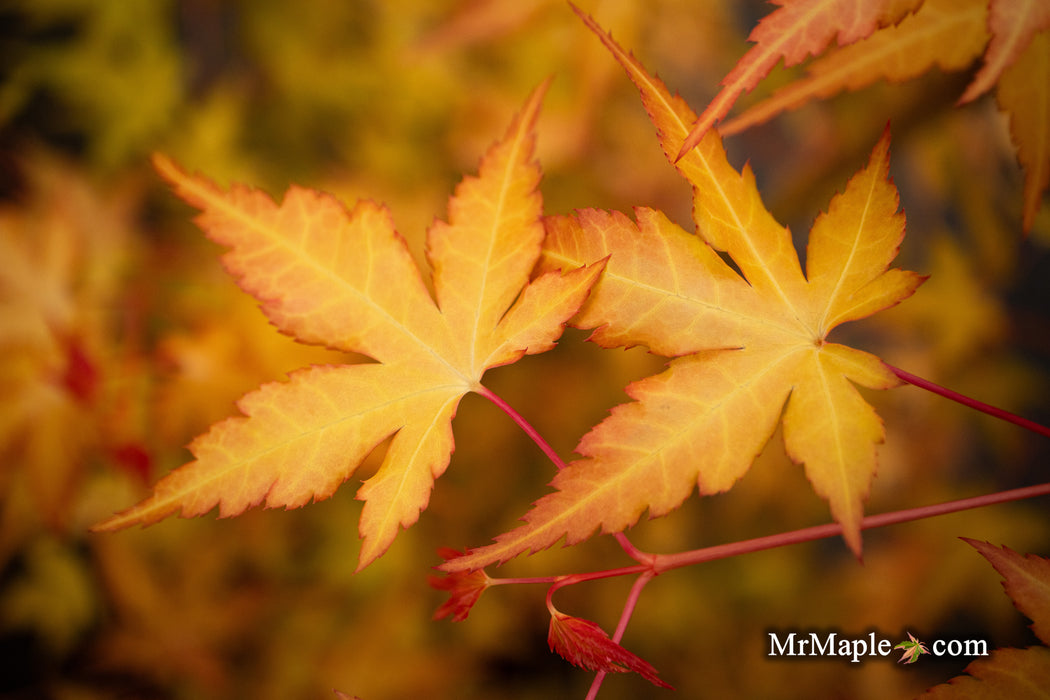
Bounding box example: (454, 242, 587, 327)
(485, 482, 1050, 589)
(889, 364, 1050, 439)
(584, 669, 607, 700)
(611, 572, 655, 644)
(654, 481, 1050, 572)
(584, 571, 655, 700)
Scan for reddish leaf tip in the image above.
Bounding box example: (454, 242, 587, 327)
(428, 548, 492, 622)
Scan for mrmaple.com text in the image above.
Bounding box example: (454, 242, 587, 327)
(768, 631, 990, 663)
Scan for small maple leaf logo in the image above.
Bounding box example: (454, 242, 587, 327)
(894, 632, 929, 664)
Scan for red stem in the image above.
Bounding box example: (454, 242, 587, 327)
(613, 532, 651, 564)
(476, 369, 1049, 582)
(476, 371, 1049, 579)
(584, 571, 654, 700)
(475, 384, 567, 469)
(585, 670, 607, 700)
(888, 364, 1050, 439)
(654, 481, 1050, 572)
(610, 571, 654, 643)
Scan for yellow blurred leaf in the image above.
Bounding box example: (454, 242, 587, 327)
(0, 536, 96, 656)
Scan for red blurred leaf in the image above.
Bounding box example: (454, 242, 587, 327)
(60, 334, 99, 404)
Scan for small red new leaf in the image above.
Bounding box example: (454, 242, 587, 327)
(428, 548, 492, 622)
(547, 607, 673, 689)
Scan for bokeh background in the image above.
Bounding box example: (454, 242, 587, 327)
(1, 1, 1048, 698)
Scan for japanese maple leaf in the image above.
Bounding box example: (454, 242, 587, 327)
(919, 540, 1050, 698)
(92, 82, 603, 570)
(675, 0, 922, 158)
(716, 0, 1050, 232)
(894, 632, 929, 663)
(446, 10, 923, 572)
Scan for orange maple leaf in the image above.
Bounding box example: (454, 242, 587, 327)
(718, 0, 990, 136)
(918, 540, 1050, 698)
(676, 0, 922, 158)
(963, 540, 1050, 647)
(715, 0, 1050, 232)
(445, 11, 923, 572)
(92, 82, 603, 570)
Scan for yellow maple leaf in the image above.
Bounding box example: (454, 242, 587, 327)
(445, 10, 924, 571)
(92, 82, 603, 570)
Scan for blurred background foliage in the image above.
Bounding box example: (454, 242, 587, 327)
(0, 0, 1047, 698)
